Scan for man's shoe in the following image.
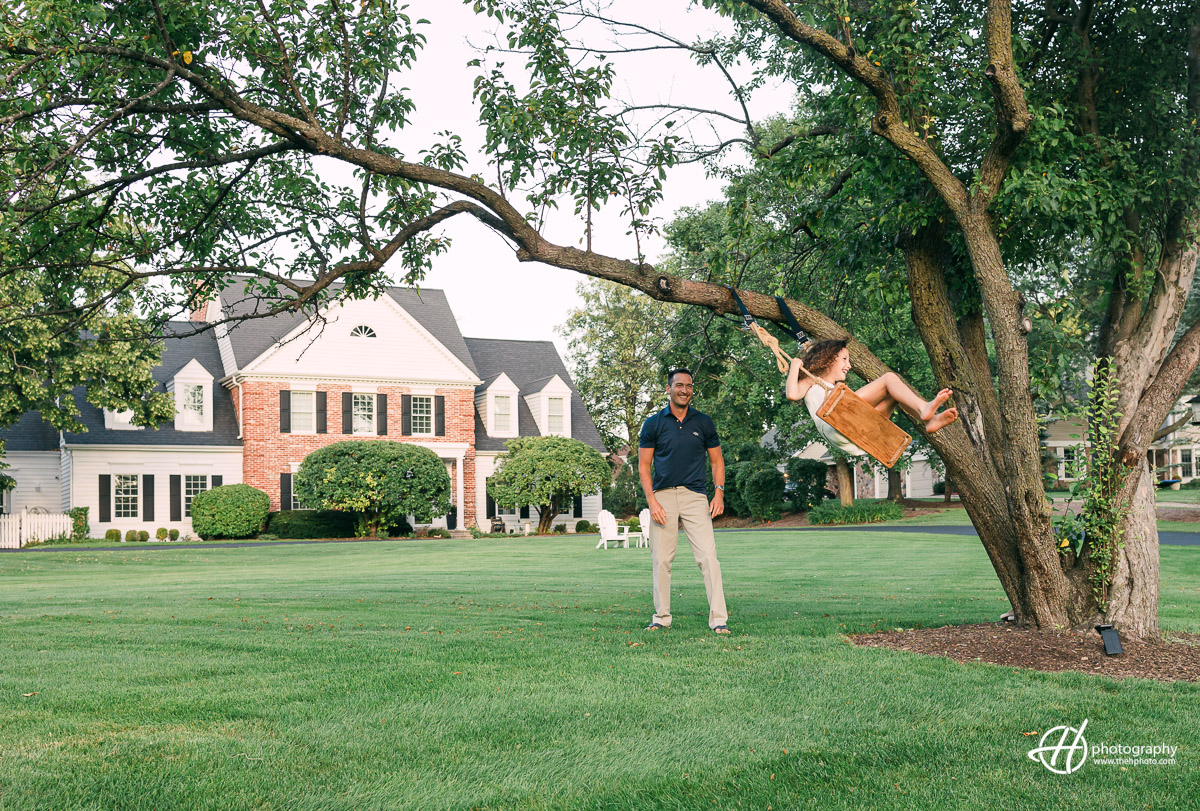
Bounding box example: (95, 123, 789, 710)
(712, 625, 731, 634)
(645, 622, 669, 631)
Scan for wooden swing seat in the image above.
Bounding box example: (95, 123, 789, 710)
(816, 383, 912, 469)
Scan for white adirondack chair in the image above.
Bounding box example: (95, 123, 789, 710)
(596, 510, 629, 549)
(628, 508, 651, 548)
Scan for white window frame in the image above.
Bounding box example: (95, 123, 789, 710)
(1058, 445, 1084, 482)
(410, 395, 433, 436)
(290, 390, 316, 434)
(183, 474, 209, 517)
(547, 397, 565, 434)
(114, 473, 140, 519)
(352, 392, 376, 435)
(494, 395, 512, 433)
(1182, 448, 1194, 480)
(0, 488, 7, 514)
(350, 325, 377, 338)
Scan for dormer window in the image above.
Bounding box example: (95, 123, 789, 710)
(351, 325, 377, 338)
(494, 395, 511, 433)
(170, 358, 214, 432)
(547, 397, 565, 434)
(106, 409, 145, 431)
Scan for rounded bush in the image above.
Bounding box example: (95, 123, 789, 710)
(575, 519, 591, 533)
(69, 507, 90, 541)
(137, 530, 149, 542)
(785, 458, 828, 511)
(554, 523, 567, 534)
(168, 528, 180, 541)
(105, 529, 121, 542)
(191, 484, 270, 540)
(124, 529, 136, 543)
(155, 527, 168, 541)
(743, 467, 786, 522)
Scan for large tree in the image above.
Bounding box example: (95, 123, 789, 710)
(3, 1, 1198, 636)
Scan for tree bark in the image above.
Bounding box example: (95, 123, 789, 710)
(887, 467, 902, 502)
(835, 458, 854, 507)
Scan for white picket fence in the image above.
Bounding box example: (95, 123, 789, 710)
(0, 512, 72, 548)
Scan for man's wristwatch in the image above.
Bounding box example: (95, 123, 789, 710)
(715, 485, 725, 491)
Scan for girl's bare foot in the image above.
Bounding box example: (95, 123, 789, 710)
(920, 389, 954, 422)
(926, 407, 958, 433)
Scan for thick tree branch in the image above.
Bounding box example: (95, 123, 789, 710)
(1120, 318, 1200, 463)
(974, 0, 1032, 207)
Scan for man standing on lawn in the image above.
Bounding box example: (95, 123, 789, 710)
(638, 368, 730, 634)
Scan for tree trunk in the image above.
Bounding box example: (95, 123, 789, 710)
(887, 467, 903, 501)
(835, 458, 854, 507)
(943, 474, 952, 503)
(537, 501, 561, 534)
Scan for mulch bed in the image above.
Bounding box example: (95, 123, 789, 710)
(851, 622, 1200, 682)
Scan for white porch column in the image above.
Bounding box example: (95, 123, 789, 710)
(456, 453, 465, 529)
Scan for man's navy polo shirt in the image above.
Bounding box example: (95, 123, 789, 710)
(639, 405, 721, 494)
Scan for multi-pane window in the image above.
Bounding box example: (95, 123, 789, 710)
(184, 384, 204, 416)
(547, 397, 564, 434)
(350, 325, 377, 338)
(411, 396, 433, 435)
(114, 474, 139, 519)
(291, 391, 315, 433)
(1183, 449, 1193, 479)
(352, 393, 375, 434)
(494, 395, 511, 432)
(1059, 446, 1083, 481)
(184, 475, 208, 517)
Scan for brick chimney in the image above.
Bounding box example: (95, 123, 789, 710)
(190, 299, 210, 322)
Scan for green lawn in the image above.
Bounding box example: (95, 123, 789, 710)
(2, 532, 1197, 809)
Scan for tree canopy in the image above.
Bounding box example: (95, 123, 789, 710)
(488, 435, 610, 533)
(3, 0, 1198, 634)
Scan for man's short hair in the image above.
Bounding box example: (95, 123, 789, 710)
(667, 368, 693, 385)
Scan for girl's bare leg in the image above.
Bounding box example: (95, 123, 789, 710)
(856, 373, 957, 431)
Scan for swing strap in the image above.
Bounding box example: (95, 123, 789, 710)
(774, 296, 810, 348)
(727, 287, 831, 390)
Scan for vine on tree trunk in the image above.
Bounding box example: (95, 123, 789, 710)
(1079, 364, 1131, 611)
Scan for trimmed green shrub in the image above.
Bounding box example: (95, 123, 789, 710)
(266, 509, 357, 540)
(155, 527, 168, 541)
(257, 534, 279, 541)
(168, 528, 179, 541)
(553, 523, 567, 534)
(743, 467, 786, 522)
(933, 480, 945, 495)
(808, 500, 904, 525)
(602, 463, 645, 519)
(386, 516, 414, 538)
(723, 461, 757, 517)
(191, 484, 270, 540)
(69, 507, 89, 541)
(104, 529, 121, 542)
(295, 441, 451, 537)
(1180, 478, 1200, 490)
(575, 519, 591, 533)
(627, 516, 640, 532)
(785, 458, 828, 511)
(137, 530, 149, 542)
(124, 529, 136, 542)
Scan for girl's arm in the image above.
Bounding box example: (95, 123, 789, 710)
(785, 357, 815, 402)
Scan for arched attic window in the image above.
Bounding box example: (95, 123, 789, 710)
(350, 325, 377, 338)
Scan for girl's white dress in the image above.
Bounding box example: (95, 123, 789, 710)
(803, 383, 866, 457)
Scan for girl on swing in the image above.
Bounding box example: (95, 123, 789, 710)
(785, 338, 958, 455)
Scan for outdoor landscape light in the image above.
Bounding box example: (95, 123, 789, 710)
(1095, 624, 1123, 656)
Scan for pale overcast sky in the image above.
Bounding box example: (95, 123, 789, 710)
(347, 2, 793, 358)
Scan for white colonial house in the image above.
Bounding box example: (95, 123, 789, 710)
(0, 277, 606, 538)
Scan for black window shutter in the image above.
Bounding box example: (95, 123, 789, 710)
(280, 390, 291, 433)
(142, 474, 155, 521)
(170, 475, 182, 521)
(485, 478, 495, 519)
(377, 393, 388, 435)
(401, 394, 412, 436)
(280, 473, 292, 512)
(99, 475, 111, 523)
(342, 392, 353, 434)
(211, 475, 223, 488)
(316, 391, 327, 434)
(435, 396, 446, 436)
(573, 494, 583, 518)
(520, 504, 530, 519)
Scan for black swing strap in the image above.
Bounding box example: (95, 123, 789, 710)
(774, 296, 810, 347)
(728, 286, 756, 329)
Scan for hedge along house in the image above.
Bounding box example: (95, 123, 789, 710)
(0, 277, 606, 536)
(466, 337, 607, 532)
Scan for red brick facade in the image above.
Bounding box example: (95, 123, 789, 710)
(234, 380, 477, 526)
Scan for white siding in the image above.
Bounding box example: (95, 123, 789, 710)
(60, 445, 72, 511)
(68, 446, 243, 537)
(3, 451, 62, 513)
(906, 458, 936, 498)
(246, 297, 477, 383)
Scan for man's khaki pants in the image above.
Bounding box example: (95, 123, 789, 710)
(649, 486, 728, 629)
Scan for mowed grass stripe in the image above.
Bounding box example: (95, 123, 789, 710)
(1, 532, 1197, 810)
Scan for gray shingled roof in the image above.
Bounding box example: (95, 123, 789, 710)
(463, 337, 606, 453)
(0, 410, 59, 452)
(217, 277, 478, 376)
(62, 323, 240, 446)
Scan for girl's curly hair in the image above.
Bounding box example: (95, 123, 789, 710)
(802, 338, 849, 376)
